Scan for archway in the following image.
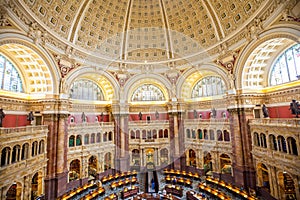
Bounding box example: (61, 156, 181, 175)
(145, 148, 155, 170)
(220, 154, 232, 175)
(6, 183, 21, 200)
(257, 163, 270, 191)
(278, 172, 296, 200)
(31, 173, 38, 200)
(203, 152, 212, 175)
(188, 149, 196, 167)
(104, 152, 112, 170)
(69, 159, 80, 182)
(88, 156, 97, 179)
(160, 148, 168, 166)
(131, 149, 140, 166)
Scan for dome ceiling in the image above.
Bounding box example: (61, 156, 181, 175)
(21, 0, 266, 66)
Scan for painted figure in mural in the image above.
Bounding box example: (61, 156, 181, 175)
(262, 104, 269, 118)
(0, 108, 5, 127)
(27, 111, 34, 121)
(290, 99, 300, 118)
(139, 112, 142, 120)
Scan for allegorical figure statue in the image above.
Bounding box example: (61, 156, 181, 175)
(0, 108, 5, 127)
(139, 112, 142, 120)
(262, 104, 269, 118)
(290, 99, 300, 118)
(27, 111, 34, 121)
(81, 112, 86, 122)
(155, 111, 159, 120)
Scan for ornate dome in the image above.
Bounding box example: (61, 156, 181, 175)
(6, 0, 272, 69)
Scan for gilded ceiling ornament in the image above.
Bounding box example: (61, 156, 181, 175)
(215, 50, 239, 74)
(28, 22, 48, 45)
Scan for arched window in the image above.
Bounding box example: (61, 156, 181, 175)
(278, 136, 287, 153)
(224, 130, 230, 141)
(217, 130, 223, 141)
(32, 141, 38, 157)
(270, 43, 300, 86)
(108, 131, 113, 141)
(103, 132, 107, 142)
(39, 140, 45, 154)
(11, 145, 20, 163)
(204, 129, 208, 140)
(130, 130, 135, 139)
(21, 143, 29, 160)
(69, 136, 75, 147)
(159, 129, 163, 138)
(269, 134, 277, 151)
(84, 134, 89, 145)
(254, 132, 260, 146)
(192, 129, 196, 139)
(96, 133, 101, 143)
(0, 54, 23, 92)
(260, 133, 267, 148)
(186, 129, 191, 138)
(136, 130, 140, 139)
(164, 129, 168, 138)
(1, 147, 11, 166)
(131, 84, 165, 101)
(91, 133, 95, 144)
(153, 129, 157, 139)
(191, 76, 225, 98)
(198, 129, 203, 139)
(76, 135, 82, 146)
(70, 79, 104, 100)
(287, 137, 298, 155)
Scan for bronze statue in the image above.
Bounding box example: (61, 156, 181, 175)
(290, 100, 300, 118)
(27, 111, 34, 121)
(262, 104, 269, 118)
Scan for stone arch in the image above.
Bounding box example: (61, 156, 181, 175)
(63, 67, 119, 100)
(0, 34, 60, 94)
(5, 182, 22, 200)
(235, 26, 300, 90)
(177, 64, 229, 100)
(123, 73, 172, 102)
(257, 163, 270, 191)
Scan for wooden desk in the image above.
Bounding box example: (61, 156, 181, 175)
(198, 183, 230, 200)
(80, 187, 105, 200)
(121, 186, 139, 199)
(104, 193, 118, 200)
(165, 185, 183, 197)
(206, 177, 257, 200)
(186, 191, 205, 200)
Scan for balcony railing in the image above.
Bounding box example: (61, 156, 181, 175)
(249, 118, 300, 127)
(0, 125, 48, 135)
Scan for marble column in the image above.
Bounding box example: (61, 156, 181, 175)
(43, 112, 69, 199)
(228, 107, 256, 189)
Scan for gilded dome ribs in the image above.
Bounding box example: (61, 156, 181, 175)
(160, 0, 173, 60)
(69, 0, 90, 43)
(202, 0, 224, 41)
(121, 0, 133, 61)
